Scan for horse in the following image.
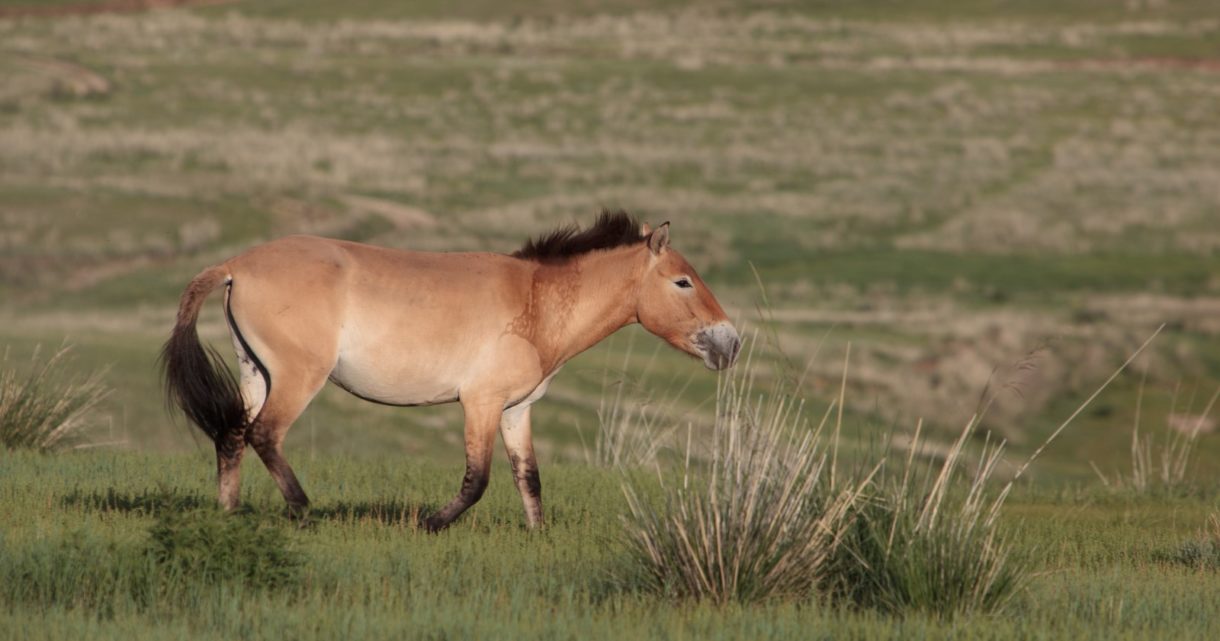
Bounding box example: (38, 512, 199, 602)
(161, 211, 740, 531)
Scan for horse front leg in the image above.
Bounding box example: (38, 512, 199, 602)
(424, 397, 502, 533)
(501, 404, 543, 529)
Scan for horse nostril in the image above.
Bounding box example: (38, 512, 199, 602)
(697, 324, 742, 370)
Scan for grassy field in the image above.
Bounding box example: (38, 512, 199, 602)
(2, 451, 1220, 640)
(1, 0, 1219, 637)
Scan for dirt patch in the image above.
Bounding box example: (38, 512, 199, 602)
(1169, 413, 1218, 436)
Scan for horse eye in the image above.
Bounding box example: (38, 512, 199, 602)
(675, 278, 693, 289)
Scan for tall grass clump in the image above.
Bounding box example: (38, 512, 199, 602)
(619, 352, 873, 604)
(830, 419, 1022, 618)
(618, 324, 1163, 613)
(829, 326, 1165, 617)
(0, 345, 110, 452)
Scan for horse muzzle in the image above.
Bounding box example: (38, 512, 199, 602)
(694, 323, 741, 371)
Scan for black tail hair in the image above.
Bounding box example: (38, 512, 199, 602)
(159, 267, 246, 443)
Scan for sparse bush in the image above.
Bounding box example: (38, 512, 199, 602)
(616, 335, 1025, 611)
(618, 361, 870, 604)
(0, 345, 110, 452)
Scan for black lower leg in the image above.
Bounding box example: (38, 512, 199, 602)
(509, 453, 544, 527)
(425, 462, 489, 532)
(250, 436, 310, 513)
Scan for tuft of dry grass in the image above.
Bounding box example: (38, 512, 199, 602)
(585, 381, 673, 469)
(1092, 376, 1219, 494)
(618, 325, 1162, 611)
(0, 345, 110, 452)
(583, 339, 685, 469)
(618, 346, 873, 604)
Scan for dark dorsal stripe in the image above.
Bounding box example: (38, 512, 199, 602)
(512, 210, 645, 262)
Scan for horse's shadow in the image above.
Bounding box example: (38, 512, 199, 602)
(307, 498, 439, 530)
(62, 487, 210, 515)
(63, 488, 437, 529)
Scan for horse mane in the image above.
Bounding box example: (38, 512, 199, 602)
(512, 210, 646, 262)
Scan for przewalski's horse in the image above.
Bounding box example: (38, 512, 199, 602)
(161, 211, 740, 531)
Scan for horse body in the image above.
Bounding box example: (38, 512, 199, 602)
(228, 237, 543, 408)
(162, 213, 739, 531)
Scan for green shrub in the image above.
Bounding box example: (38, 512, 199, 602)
(147, 508, 303, 591)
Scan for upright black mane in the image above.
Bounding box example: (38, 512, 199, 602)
(512, 210, 646, 262)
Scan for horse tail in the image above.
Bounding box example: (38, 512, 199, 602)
(160, 265, 246, 443)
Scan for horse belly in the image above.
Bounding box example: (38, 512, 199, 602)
(329, 347, 463, 406)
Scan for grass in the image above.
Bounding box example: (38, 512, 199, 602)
(619, 359, 869, 604)
(3, 450, 1220, 640)
(2, 0, 1220, 636)
(0, 345, 110, 452)
(1092, 378, 1220, 494)
(581, 336, 687, 468)
(834, 418, 1022, 618)
(1156, 514, 1220, 571)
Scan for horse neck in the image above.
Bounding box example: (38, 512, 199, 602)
(528, 246, 645, 370)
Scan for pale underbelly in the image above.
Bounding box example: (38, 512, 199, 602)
(327, 354, 557, 410)
(328, 356, 462, 407)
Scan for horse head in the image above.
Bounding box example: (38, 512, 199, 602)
(635, 222, 741, 370)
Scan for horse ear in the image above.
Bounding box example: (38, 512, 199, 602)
(648, 222, 670, 255)
(640, 222, 652, 236)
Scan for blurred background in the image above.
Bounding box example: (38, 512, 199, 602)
(1, 0, 1217, 482)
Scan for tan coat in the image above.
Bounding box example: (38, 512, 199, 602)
(162, 216, 739, 530)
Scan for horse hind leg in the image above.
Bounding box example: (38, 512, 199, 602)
(217, 302, 269, 510)
(243, 356, 330, 514)
(225, 294, 329, 514)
